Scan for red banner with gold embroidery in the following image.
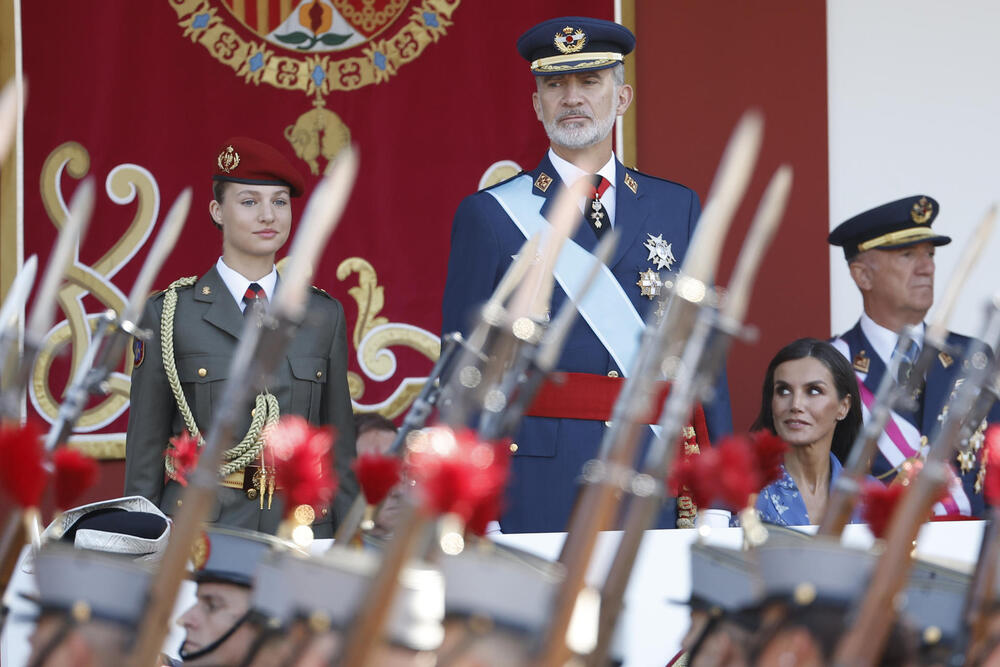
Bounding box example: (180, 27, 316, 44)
(9, 0, 611, 489)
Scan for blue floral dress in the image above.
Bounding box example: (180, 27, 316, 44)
(742, 453, 860, 526)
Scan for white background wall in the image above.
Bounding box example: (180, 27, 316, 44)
(828, 1, 1000, 338)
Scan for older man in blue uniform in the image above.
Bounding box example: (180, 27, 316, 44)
(441, 17, 732, 533)
(829, 195, 997, 517)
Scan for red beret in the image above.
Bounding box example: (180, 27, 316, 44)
(212, 137, 306, 197)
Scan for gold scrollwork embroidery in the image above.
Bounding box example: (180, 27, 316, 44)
(31, 143, 161, 459)
(337, 257, 440, 418)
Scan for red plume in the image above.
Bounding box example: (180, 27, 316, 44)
(408, 427, 509, 525)
(166, 431, 201, 486)
(860, 480, 905, 539)
(749, 430, 788, 486)
(983, 424, 1000, 506)
(352, 453, 402, 506)
(267, 416, 338, 512)
(52, 447, 99, 510)
(0, 421, 48, 507)
(715, 436, 761, 510)
(670, 431, 789, 512)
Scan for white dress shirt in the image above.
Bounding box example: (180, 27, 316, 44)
(547, 148, 618, 228)
(215, 257, 278, 312)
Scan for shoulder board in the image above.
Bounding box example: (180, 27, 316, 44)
(151, 275, 199, 299)
(480, 169, 528, 193)
(167, 275, 199, 290)
(624, 167, 692, 190)
(310, 286, 334, 300)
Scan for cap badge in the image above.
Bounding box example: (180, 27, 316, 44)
(911, 196, 933, 224)
(636, 269, 662, 300)
(554, 26, 587, 55)
(852, 349, 870, 374)
(644, 233, 676, 271)
(217, 145, 240, 174)
(534, 172, 553, 193)
(191, 531, 211, 571)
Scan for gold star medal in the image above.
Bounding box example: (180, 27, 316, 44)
(643, 233, 675, 271)
(637, 269, 661, 300)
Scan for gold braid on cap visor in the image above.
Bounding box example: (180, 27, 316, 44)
(856, 227, 941, 252)
(531, 51, 624, 73)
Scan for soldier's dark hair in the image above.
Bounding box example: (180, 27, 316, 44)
(751, 337, 862, 464)
(210, 180, 227, 230)
(354, 412, 397, 437)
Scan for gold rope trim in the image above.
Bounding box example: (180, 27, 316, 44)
(676, 428, 701, 528)
(531, 51, 623, 71)
(159, 276, 279, 479)
(857, 227, 940, 252)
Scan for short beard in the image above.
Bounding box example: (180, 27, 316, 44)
(543, 103, 618, 150)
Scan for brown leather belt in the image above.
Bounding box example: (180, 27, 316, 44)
(219, 466, 253, 490)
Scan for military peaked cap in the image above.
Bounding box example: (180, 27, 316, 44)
(828, 195, 951, 260)
(517, 17, 635, 75)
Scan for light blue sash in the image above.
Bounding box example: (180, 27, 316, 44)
(489, 175, 646, 376)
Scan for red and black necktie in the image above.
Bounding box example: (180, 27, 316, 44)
(243, 282, 267, 319)
(584, 174, 611, 238)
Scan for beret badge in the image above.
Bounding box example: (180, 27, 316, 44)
(554, 26, 587, 54)
(911, 196, 933, 224)
(217, 145, 240, 174)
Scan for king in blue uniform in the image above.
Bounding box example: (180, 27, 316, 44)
(441, 17, 732, 533)
(829, 195, 998, 516)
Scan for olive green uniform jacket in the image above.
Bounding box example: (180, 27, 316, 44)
(124, 266, 358, 536)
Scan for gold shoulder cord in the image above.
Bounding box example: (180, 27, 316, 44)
(159, 277, 280, 480)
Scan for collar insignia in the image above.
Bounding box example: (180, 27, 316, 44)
(554, 26, 587, 54)
(644, 233, 676, 271)
(202, 285, 211, 295)
(911, 196, 933, 224)
(636, 269, 662, 300)
(624, 172, 638, 194)
(852, 349, 870, 374)
(217, 145, 240, 174)
(534, 172, 553, 192)
(938, 351, 953, 368)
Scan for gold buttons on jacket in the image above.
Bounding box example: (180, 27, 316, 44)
(509, 442, 519, 453)
(198, 368, 207, 377)
(316, 371, 323, 379)
(607, 370, 619, 378)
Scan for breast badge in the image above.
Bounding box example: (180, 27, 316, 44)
(644, 233, 675, 271)
(636, 269, 661, 300)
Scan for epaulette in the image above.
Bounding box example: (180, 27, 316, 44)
(150, 275, 199, 300)
(624, 166, 691, 191)
(479, 169, 527, 192)
(310, 285, 334, 300)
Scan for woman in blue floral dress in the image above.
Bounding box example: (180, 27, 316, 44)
(747, 338, 863, 526)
